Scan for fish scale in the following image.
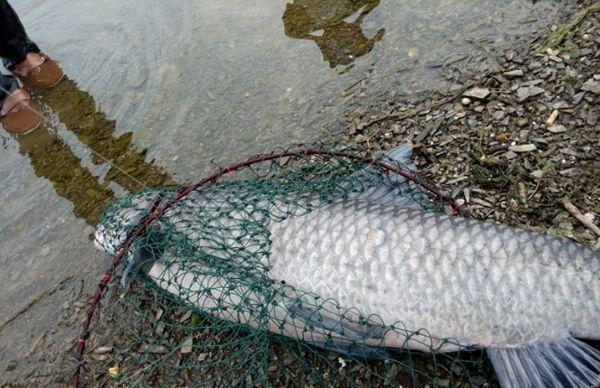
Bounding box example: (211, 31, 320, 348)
(268, 199, 600, 349)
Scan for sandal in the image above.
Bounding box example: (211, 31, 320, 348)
(14, 53, 64, 88)
(0, 88, 42, 135)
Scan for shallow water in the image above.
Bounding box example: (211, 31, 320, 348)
(0, 0, 566, 380)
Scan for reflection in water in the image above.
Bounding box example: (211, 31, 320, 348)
(283, 0, 384, 68)
(15, 76, 176, 226)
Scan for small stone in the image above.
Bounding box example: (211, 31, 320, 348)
(141, 344, 169, 354)
(197, 353, 208, 362)
(503, 69, 524, 78)
(108, 365, 120, 378)
(516, 86, 545, 101)
(492, 110, 506, 121)
(464, 87, 491, 100)
(180, 337, 193, 354)
(548, 124, 568, 133)
(530, 170, 544, 179)
(461, 97, 472, 106)
(509, 144, 537, 153)
(40, 246, 50, 256)
(582, 33, 591, 41)
(438, 379, 450, 388)
(94, 346, 114, 355)
(504, 151, 518, 160)
(516, 117, 528, 127)
(546, 110, 559, 125)
(572, 92, 586, 105)
(496, 133, 509, 143)
(581, 78, 600, 95)
(6, 360, 17, 372)
(549, 55, 563, 63)
(407, 47, 419, 58)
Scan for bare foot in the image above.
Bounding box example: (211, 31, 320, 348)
(13, 52, 45, 77)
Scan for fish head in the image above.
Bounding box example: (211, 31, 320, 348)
(94, 192, 163, 255)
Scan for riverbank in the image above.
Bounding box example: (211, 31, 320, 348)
(338, 1, 599, 249)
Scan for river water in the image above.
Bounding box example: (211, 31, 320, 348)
(0, 0, 567, 382)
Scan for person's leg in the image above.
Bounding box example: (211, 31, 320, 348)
(0, 0, 40, 70)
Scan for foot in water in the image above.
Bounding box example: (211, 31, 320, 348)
(0, 87, 41, 135)
(13, 52, 64, 88)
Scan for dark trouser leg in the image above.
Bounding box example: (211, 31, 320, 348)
(0, 0, 39, 106)
(0, 0, 40, 68)
(0, 74, 18, 109)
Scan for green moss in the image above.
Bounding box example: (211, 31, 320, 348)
(540, 2, 600, 52)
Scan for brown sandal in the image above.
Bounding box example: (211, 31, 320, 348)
(0, 88, 42, 135)
(15, 53, 64, 88)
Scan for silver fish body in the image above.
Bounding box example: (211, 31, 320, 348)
(267, 199, 600, 349)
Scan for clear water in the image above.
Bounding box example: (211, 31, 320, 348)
(0, 0, 565, 379)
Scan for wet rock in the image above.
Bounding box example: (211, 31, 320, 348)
(509, 144, 537, 153)
(463, 87, 491, 100)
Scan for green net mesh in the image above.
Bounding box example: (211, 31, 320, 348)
(88, 147, 492, 387)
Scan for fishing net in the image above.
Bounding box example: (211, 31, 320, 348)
(76, 146, 491, 387)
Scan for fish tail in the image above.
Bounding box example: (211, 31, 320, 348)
(486, 336, 600, 388)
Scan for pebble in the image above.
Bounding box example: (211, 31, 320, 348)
(581, 78, 600, 94)
(94, 346, 114, 355)
(503, 69, 524, 78)
(463, 87, 491, 100)
(509, 144, 537, 153)
(546, 110, 559, 125)
(6, 360, 17, 372)
(530, 170, 544, 179)
(548, 124, 568, 133)
(461, 97, 472, 106)
(516, 86, 545, 101)
(180, 337, 193, 354)
(141, 344, 169, 354)
(571, 92, 586, 105)
(40, 246, 50, 256)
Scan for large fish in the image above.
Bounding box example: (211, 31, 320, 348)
(95, 145, 600, 387)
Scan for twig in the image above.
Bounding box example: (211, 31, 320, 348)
(560, 198, 600, 237)
(0, 275, 74, 333)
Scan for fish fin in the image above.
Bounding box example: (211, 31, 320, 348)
(121, 228, 167, 291)
(350, 144, 436, 210)
(285, 302, 391, 359)
(288, 303, 385, 342)
(486, 337, 600, 388)
(308, 339, 390, 360)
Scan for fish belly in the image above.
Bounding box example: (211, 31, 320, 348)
(267, 200, 600, 349)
